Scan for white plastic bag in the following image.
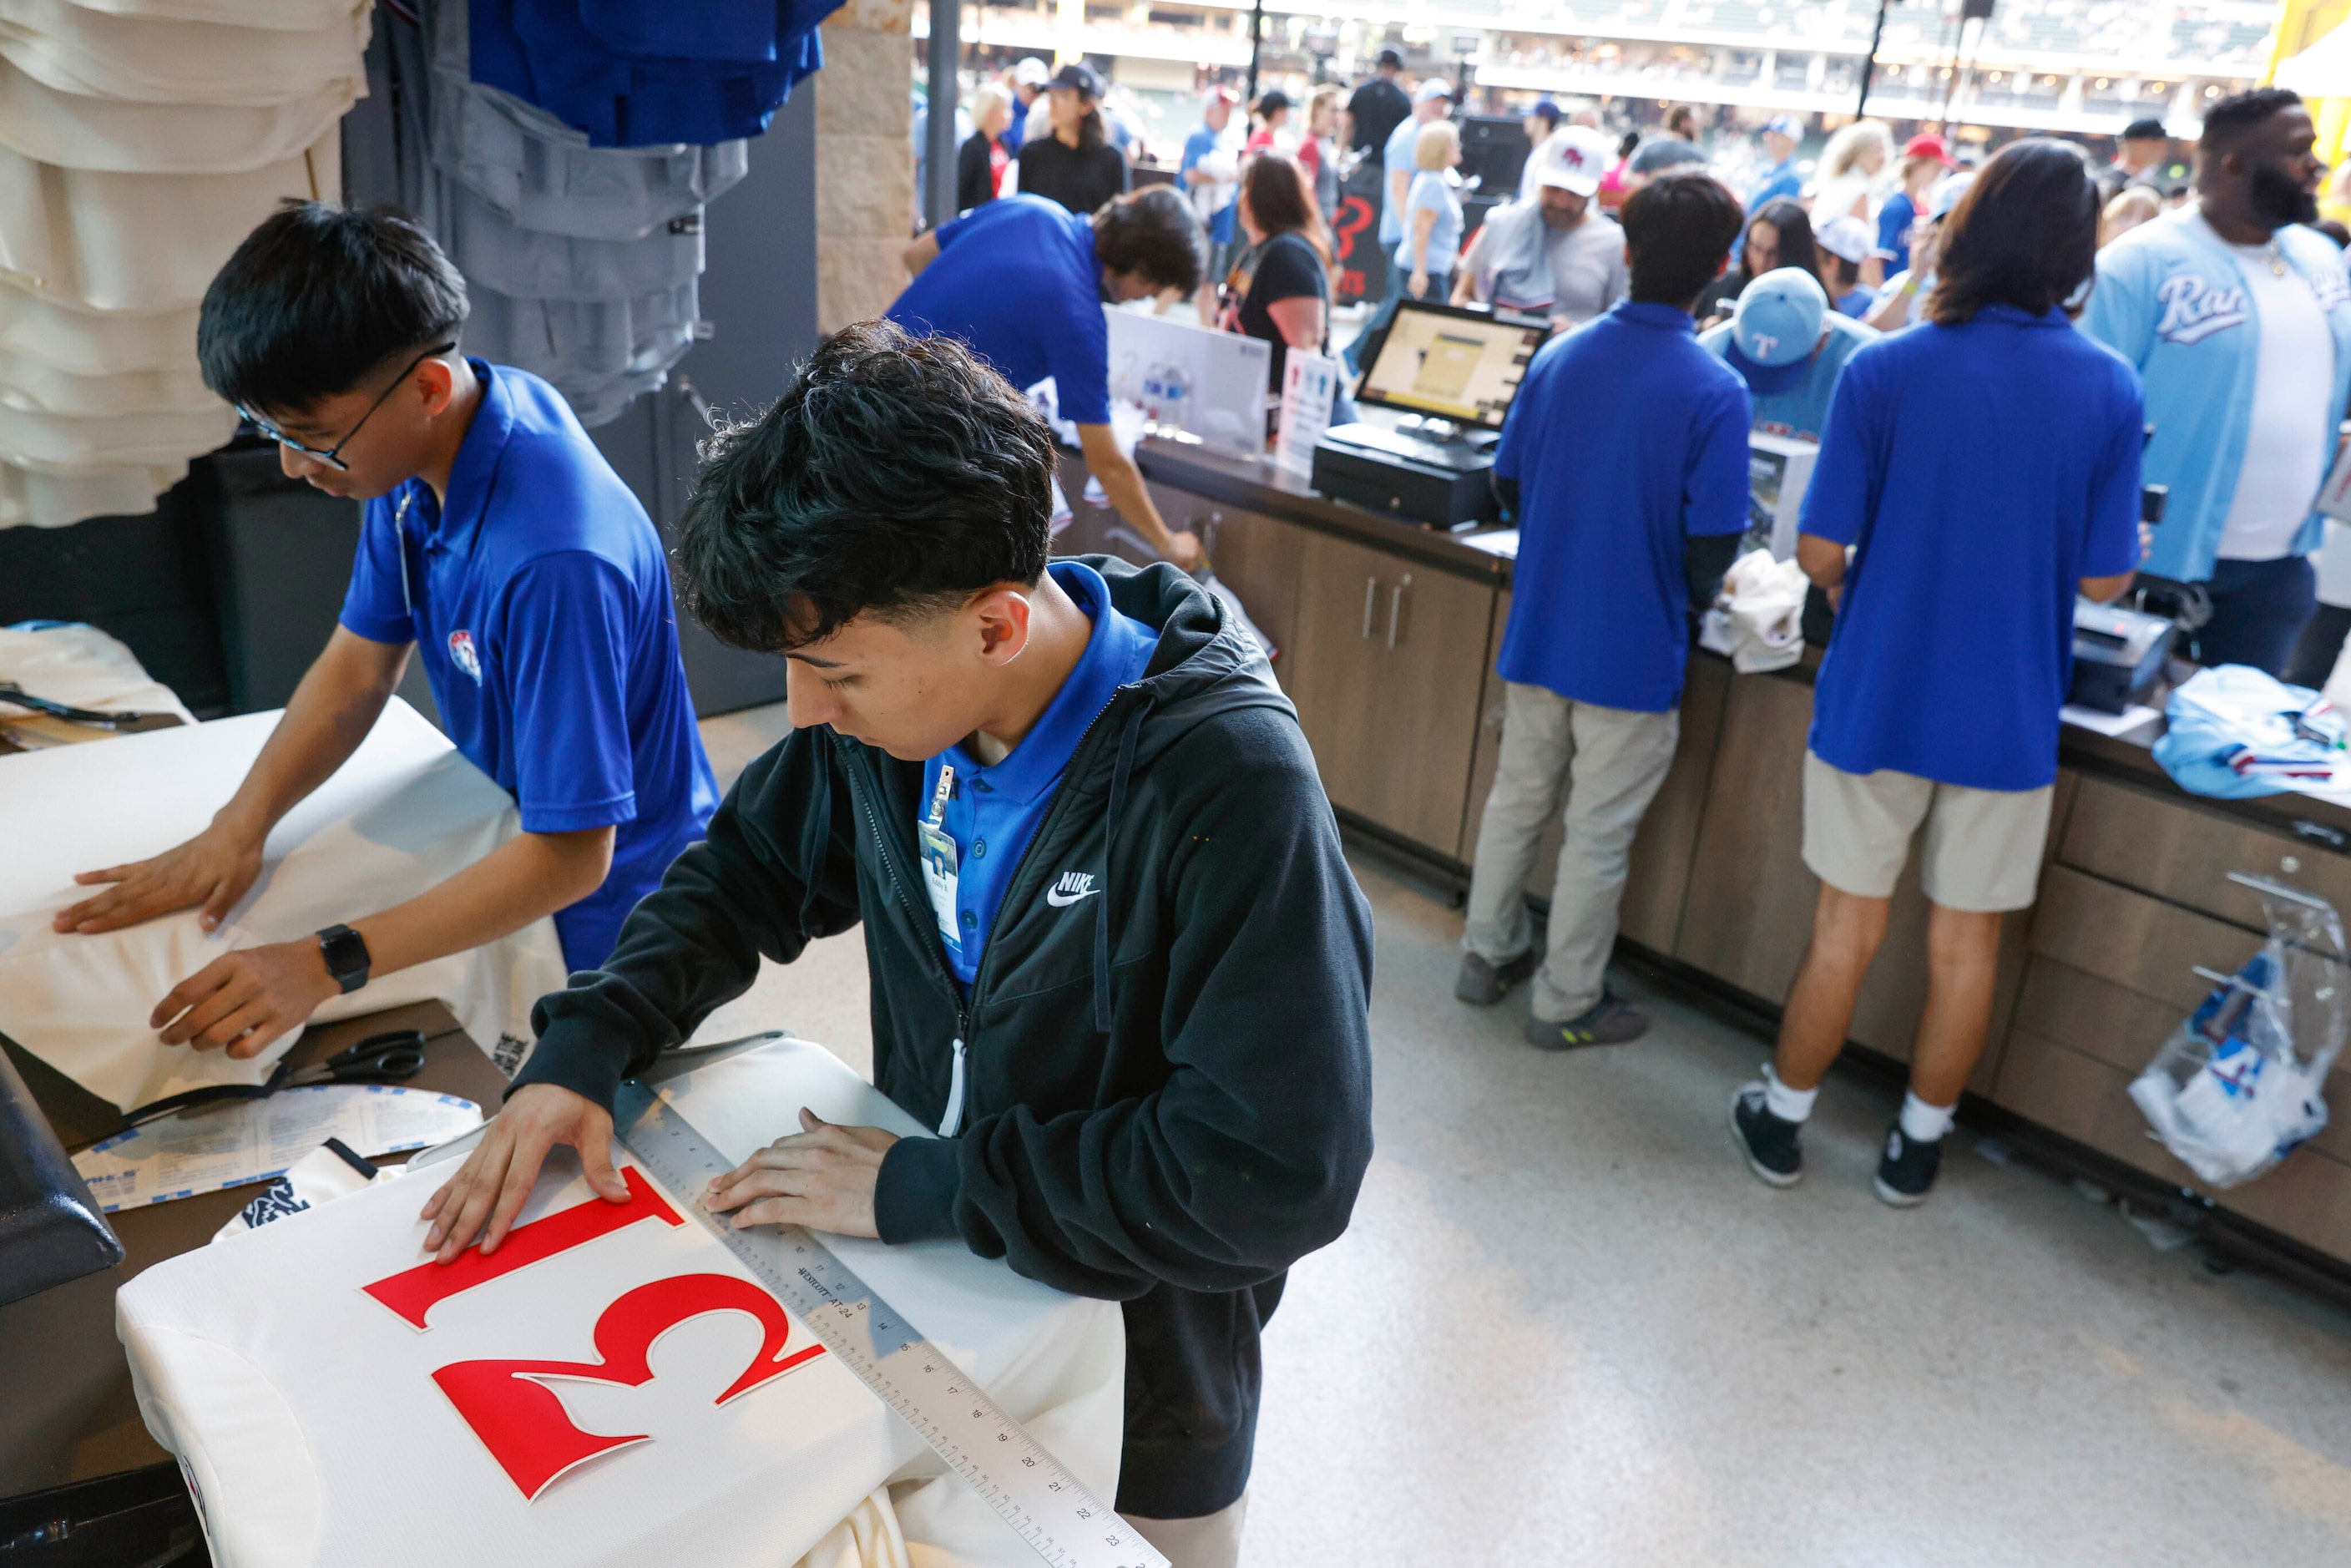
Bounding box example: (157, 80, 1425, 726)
(2128, 873, 2345, 1186)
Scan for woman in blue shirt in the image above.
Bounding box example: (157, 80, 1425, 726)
(1730, 139, 2145, 1208)
(1398, 118, 1464, 302)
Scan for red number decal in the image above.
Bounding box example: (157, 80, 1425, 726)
(364, 1166, 682, 1329)
(431, 1272, 827, 1500)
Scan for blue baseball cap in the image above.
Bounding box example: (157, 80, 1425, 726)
(1725, 268, 1828, 394)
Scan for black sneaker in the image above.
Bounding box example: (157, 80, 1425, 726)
(1455, 949, 1536, 1006)
(1873, 1125, 1944, 1207)
(1524, 994, 1648, 1050)
(1729, 1080, 1803, 1187)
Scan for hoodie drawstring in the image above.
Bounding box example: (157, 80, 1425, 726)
(1094, 701, 1149, 1034)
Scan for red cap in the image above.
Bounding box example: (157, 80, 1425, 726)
(1903, 133, 1955, 167)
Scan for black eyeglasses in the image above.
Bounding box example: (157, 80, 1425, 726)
(238, 342, 457, 473)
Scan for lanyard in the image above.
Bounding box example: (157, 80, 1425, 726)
(392, 488, 417, 621)
(927, 762, 956, 829)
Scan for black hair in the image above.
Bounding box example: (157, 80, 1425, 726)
(1092, 186, 1207, 294)
(1622, 170, 1744, 306)
(1928, 138, 2098, 326)
(1742, 198, 1821, 289)
(197, 201, 467, 415)
(674, 321, 1056, 652)
(2121, 118, 2167, 143)
(2201, 88, 2303, 154)
(1616, 129, 1641, 159)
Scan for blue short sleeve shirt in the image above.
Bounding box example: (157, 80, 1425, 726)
(1700, 312, 1875, 443)
(1802, 306, 2146, 792)
(340, 361, 718, 970)
(1494, 301, 1753, 713)
(885, 195, 1113, 425)
(918, 561, 1159, 984)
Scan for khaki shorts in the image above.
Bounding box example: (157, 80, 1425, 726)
(1801, 751, 2053, 912)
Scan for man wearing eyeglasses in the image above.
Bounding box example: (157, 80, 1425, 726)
(50, 203, 717, 1062)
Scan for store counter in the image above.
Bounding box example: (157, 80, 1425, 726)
(1055, 437, 2351, 1287)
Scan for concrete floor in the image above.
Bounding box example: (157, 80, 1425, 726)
(693, 708, 2351, 1566)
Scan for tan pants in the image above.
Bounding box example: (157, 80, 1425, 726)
(1462, 682, 1680, 1022)
(1127, 1493, 1247, 1568)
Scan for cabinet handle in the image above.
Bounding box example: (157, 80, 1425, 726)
(1388, 576, 1408, 650)
(1362, 576, 1378, 640)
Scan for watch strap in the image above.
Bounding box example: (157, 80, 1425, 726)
(316, 923, 371, 994)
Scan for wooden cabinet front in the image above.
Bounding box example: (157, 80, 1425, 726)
(1279, 530, 1496, 853)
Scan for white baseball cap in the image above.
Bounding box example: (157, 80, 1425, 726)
(1815, 215, 1873, 265)
(1014, 57, 1050, 87)
(1533, 126, 1610, 197)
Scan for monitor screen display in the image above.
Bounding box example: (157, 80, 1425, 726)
(1355, 303, 1546, 428)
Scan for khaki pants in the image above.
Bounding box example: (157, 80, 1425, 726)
(1463, 683, 1680, 1022)
(1128, 1493, 1247, 1568)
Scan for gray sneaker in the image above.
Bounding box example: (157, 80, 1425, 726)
(1524, 994, 1649, 1051)
(1454, 949, 1536, 1005)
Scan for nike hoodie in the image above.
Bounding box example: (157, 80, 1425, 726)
(512, 557, 1377, 1519)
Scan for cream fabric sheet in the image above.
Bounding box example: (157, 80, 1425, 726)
(0, 281, 194, 374)
(0, 457, 184, 524)
(0, 50, 354, 174)
(0, 699, 567, 1106)
(0, 620, 194, 725)
(0, 397, 235, 470)
(0, 0, 367, 107)
(117, 1038, 1125, 1567)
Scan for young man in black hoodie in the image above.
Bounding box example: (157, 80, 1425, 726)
(419, 321, 1375, 1564)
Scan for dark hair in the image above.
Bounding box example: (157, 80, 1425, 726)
(1665, 104, 1699, 140)
(1927, 138, 2097, 326)
(1092, 186, 1207, 293)
(1742, 197, 1821, 287)
(1240, 153, 1331, 261)
(674, 322, 1056, 652)
(2201, 87, 2303, 154)
(2121, 117, 2167, 144)
(198, 201, 467, 415)
(1616, 129, 1641, 159)
(1621, 170, 1745, 306)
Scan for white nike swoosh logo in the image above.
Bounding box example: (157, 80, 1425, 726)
(1045, 886, 1101, 908)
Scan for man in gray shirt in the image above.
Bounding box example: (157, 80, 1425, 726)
(1455, 125, 1627, 330)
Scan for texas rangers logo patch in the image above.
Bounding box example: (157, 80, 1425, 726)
(448, 629, 483, 682)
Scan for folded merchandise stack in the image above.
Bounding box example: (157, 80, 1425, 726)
(0, 0, 372, 528)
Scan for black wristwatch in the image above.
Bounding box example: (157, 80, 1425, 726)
(317, 924, 372, 994)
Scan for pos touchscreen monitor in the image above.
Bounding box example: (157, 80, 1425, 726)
(1354, 301, 1547, 430)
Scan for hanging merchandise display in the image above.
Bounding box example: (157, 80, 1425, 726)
(0, 0, 373, 529)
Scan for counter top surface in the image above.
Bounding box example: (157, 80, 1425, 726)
(1133, 435, 2351, 858)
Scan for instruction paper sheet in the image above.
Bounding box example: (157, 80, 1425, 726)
(72, 1085, 483, 1211)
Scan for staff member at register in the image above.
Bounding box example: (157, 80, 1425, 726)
(1731, 140, 2143, 1206)
(420, 324, 1374, 1566)
(1455, 171, 1751, 1047)
(892, 187, 1208, 569)
(51, 204, 715, 1055)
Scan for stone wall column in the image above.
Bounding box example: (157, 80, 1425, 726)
(817, 0, 916, 332)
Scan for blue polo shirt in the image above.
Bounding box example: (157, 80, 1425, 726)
(1747, 157, 1802, 213)
(1494, 301, 1752, 712)
(919, 561, 1158, 984)
(339, 361, 718, 970)
(1803, 305, 2145, 792)
(886, 195, 1113, 426)
(1875, 190, 1919, 273)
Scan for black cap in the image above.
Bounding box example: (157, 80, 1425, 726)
(2122, 118, 2167, 142)
(1257, 89, 1292, 116)
(1049, 62, 1103, 99)
(1376, 47, 1404, 69)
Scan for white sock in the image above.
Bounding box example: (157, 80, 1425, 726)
(1899, 1091, 1955, 1143)
(1762, 1063, 1818, 1123)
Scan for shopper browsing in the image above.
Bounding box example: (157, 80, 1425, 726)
(957, 83, 1014, 213)
(421, 323, 1375, 1568)
(1015, 62, 1129, 216)
(1873, 133, 1954, 276)
(1454, 125, 1628, 330)
(1342, 46, 1411, 157)
(1398, 118, 1464, 303)
(1213, 154, 1333, 395)
(891, 189, 1208, 569)
(2081, 87, 2351, 675)
(1516, 97, 1563, 200)
(1380, 79, 1456, 291)
(53, 205, 718, 1052)
(1701, 196, 1820, 319)
(1699, 266, 1874, 443)
(1747, 115, 1804, 212)
(1299, 85, 1344, 221)
(1456, 171, 1751, 1048)
(1813, 215, 1880, 316)
(1732, 140, 2145, 1206)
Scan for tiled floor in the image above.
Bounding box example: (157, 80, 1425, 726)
(694, 708, 2351, 1566)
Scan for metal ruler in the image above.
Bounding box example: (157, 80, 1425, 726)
(612, 1080, 1167, 1568)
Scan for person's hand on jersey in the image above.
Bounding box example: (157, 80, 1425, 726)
(150, 939, 339, 1058)
(705, 1110, 899, 1239)
(53, 817, 265, 935)
(420, 1083, 629, 1262)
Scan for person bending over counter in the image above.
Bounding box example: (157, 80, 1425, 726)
(892, 188, 1208, 570)
(1700, 266, 1874, 443)
(1732, 139, 2144, 1206)
(420, 324, 1374, 1568)
(1455, 170, 1751, 1049)
(50, 203, 715, 1059)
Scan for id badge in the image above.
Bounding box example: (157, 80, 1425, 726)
(918, 817, 963, 958)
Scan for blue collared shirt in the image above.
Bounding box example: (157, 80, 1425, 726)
(339, 361, 718, 970)
(886, 195, 1114, 425)
(919, 560, 1159, 984)
(1804, 305, 2144, 791)
(1494, 301, 1752, 712)
(1748, 157, 1802, 212)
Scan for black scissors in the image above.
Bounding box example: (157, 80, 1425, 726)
(123, 1029, 430, 1127)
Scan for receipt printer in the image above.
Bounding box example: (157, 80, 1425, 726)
(2070, 598, 2175, 715)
